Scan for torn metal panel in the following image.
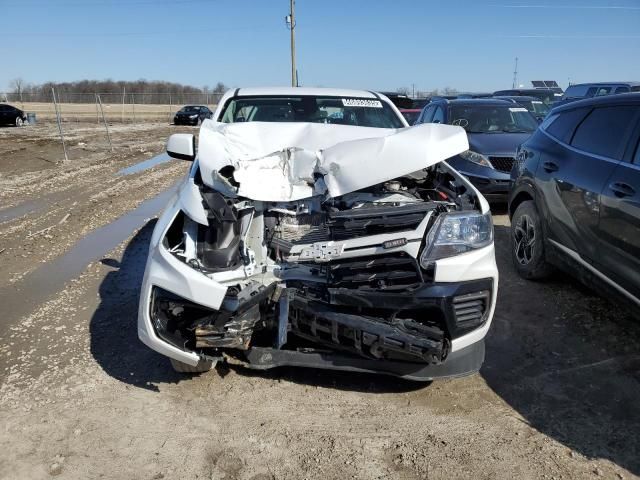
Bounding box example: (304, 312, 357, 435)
(319, 124, 469, 197)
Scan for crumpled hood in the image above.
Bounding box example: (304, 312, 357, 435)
(197, 121, 469, 201)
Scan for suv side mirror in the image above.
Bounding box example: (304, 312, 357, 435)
(167, 133, 196, 161)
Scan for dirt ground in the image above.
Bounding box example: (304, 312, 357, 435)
(0, 123, 639, 480)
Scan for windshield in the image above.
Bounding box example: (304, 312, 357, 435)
(530, 100, 550, 115)
(179, 106, 200, 113)
(449, 105, 539, 133)
(219, 95, 404, 128)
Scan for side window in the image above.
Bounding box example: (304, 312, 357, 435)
(419, 105, 435, 124)
(585, 87, 597, 98)
(615, 86, 630, 94)
(570, 106, 638, 159)
(544, 107, 590, 143)
(632, 86, 640, 93)
(432, 106, 445, 124)
(594, 87, 612, 97)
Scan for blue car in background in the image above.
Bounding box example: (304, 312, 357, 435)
(415, 98, 539, 202)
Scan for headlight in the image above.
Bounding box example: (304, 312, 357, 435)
(420, 211, 493, 265)
(459, 150, 492, 168)
(189, 114, 198, 118)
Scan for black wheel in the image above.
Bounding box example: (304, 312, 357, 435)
(170, 357, 214, 374)
(511, 200, 553, 280)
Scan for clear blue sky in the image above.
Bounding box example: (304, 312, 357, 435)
(3, 0, 640, 93)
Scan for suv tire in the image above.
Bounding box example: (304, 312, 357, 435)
(511, 200, 553, 280)
(15, 116, 23, 127)
(170, 357, 214, 373)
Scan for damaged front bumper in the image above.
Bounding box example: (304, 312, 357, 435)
(138, 198, 497, 381)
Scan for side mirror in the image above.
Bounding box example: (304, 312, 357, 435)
(167, 133, 196, 161)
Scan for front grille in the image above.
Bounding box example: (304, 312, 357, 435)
(452, 290, 490, 329)
(489, 156, 515, 173)
(327, 253, 422, 290)
(328, 203, 433, 240)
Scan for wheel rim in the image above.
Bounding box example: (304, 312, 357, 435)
(514, 213, 536, 265)
(16, 117, 23, 127)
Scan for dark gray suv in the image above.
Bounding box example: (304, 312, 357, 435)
(509, 94, 640, 311)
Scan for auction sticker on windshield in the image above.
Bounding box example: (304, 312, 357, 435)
(342, 98, 383, 108)
(509, 107, 528, 112)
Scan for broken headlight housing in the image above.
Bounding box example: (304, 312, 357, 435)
(420, 211, 493, 265)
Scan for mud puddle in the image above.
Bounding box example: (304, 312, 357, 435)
(0, 181, 180, 337)
(0, 187, 91, 225)
(117, 153, 172, 176)
(0, 198, 47, 224)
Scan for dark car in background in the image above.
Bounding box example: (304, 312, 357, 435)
(416, 98, 539, 202)
(555, 82, 640, 107)
(457, 92, 493, 99)
(509, 94, 640, 310)
(378, 92, 414, 110)
(399, 108, 422, 125)
(0, 104, 27, 127)
(493, 88, 561, 106)
(494, 95, 551, 121)
(173, 105, 213, 125)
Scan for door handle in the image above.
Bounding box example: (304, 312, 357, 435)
(609, 182, 636, 198)
(543, 161, 559, 173)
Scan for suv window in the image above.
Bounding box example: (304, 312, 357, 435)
(615, 86, 630, 94)
(585, 87, 597, 98)
(564, 85, 588, 98)
(418, 105, 435, 124)
(432, 106, 445, 124)
(594, 87, 612, 97)
(544, 107, 590, 143)
(570, 106, 638, 159)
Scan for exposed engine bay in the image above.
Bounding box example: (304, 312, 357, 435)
(141, 121, 495, 379)
(156, 163, 486, 367)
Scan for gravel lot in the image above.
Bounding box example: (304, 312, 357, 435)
(0, 123, 638, 479)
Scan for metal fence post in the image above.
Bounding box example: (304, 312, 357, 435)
(52, 87, 69, 163)
(96, 94, 113, 152)
(122, 87, 125, 123)
(94, 94, 101, 123)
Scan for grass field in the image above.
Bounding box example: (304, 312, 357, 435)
(14, 102, 218, 123)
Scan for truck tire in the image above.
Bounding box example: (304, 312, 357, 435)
(170, 357, 214, 374)
(511, 200, 553, 280)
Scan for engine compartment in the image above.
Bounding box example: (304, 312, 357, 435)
(153, 162, 489, 365)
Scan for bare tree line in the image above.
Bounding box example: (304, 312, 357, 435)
(6, 78, 228, 104)
(396, 86, 460, 98)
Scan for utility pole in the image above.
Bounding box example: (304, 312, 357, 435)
(512, 57, 518, 89)
(286, 0, 297, 87)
